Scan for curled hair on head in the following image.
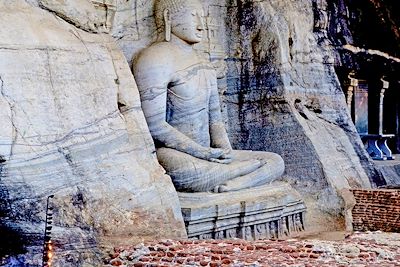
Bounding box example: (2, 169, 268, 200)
(154, 0, 186, 30)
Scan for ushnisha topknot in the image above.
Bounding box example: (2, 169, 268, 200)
(154, 0, 186, 29)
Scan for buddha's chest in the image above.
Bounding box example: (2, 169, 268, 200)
(168, 64, 217, 101)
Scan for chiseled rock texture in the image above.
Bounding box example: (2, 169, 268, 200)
(222, 0, 381, 230)
(0, 0, 393, 265)
(110, 0, 384, 231)
(0, 1, 185, 266)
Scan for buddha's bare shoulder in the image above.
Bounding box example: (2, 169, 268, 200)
(134, 42, 176, 69)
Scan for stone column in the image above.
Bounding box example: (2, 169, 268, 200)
(347, 73, 358, 111)
(379, 78, 389, 135)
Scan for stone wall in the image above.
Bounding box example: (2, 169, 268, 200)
(351, 189, 400, 232)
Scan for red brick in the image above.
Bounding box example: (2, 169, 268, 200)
(200, 260, 209, 266)
(211, 255, 221, 261)
(221, 258, 232, 264)
(110, 259, 122, 266)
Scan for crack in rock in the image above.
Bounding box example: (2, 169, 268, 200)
(0, 75, 18, 158)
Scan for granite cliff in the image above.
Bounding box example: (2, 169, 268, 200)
(0, 1, 185, 266)
(1, 0, 398, 266)
(111, 0, 383, 230)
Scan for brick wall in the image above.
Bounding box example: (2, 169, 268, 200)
(351, 189, 400, 232)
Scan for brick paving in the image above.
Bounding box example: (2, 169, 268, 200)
(104, 232, 400, 267)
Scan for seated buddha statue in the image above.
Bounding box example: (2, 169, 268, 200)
(132, 0, 284, 193)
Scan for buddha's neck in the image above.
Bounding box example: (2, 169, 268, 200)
(170, 35, 195, 53)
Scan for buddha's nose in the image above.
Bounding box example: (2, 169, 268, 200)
(197, 16, 205, 31)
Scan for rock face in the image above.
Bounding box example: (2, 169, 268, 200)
(0, 0, 395, 265)
(0, 1, 185, 266)
(221, 0, 382, 229)
(110, 0, 383, 231)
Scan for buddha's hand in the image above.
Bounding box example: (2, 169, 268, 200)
(208, 148, 233, 164)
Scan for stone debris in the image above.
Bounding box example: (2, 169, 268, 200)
(104, 232, 400, 266)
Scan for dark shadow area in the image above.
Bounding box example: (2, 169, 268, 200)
(328, 0, 400, 154)
(0, 157, 26, 260)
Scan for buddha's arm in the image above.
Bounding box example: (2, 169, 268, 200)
(209, 84, 232, 151)
(133, 56, 224, 161)
(142, 87, 225, 160)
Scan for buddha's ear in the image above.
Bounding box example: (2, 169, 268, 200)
(163, 9, 171, 42)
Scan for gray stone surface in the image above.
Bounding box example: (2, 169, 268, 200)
(0, 1, 185, 266)
(179, 183, 306, 240)
(109, 0, 380, 231)
(132, 0, 285, 193)
(0, 0, 392, 265)
(374, 155, 400, 186)
(39, 0, 103, 33)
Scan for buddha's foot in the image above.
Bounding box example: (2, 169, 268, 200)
(212, 184, 228, 193)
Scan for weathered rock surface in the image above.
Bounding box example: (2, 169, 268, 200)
(0, 1, 185, 266)
(221, 0, 379, 230)
(109, 0, 383, 231)
(179, 183, 306, 240)
(39, 0, 103, 33)
(1, 0, 396, 265)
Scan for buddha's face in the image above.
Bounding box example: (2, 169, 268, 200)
(170, 1, 205, 44)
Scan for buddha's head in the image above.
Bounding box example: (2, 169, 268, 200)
(154, 0, 205, 43)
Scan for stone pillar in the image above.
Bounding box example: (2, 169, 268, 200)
(347, 72, 358, 111)
(379, 78, 389, 135)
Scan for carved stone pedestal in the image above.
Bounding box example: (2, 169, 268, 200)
(178, 183, 306, 240)
(361, 134, 395, 160)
